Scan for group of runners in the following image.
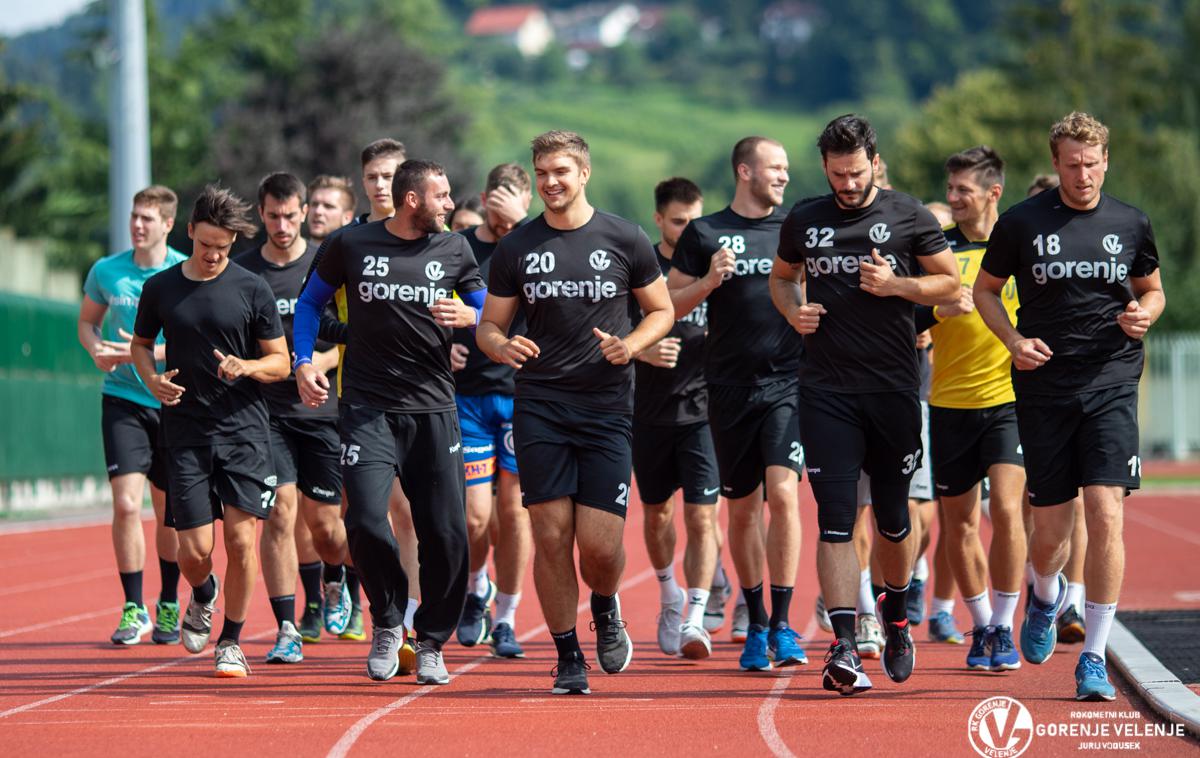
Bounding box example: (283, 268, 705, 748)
(78, 110, 1163, 703)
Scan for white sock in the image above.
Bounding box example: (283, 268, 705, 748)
(931, 596, 955, 616)
(656, 560, 681, 605)
(404, 597, 418, 630)
(913, 555, 930, 582)
(989, 590, 1021, 629)
(494, 591, 520, 628)
(1060, 582, 1085, 617)
(1032, 570, 1061, 606)
(471, 567, 490, 599)
(685, 587, 709, 628)
(964, 592, 993, 629)
(856, 568, 874, 615)
(1082, 601, 1117, 661)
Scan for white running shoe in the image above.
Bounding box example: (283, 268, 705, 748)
(214, 639, 250, 678)
(731, 603, 750, 643)
(656, 588, 686, 656)
(679, 622, 712, 660)
(857, 613, 884, 660)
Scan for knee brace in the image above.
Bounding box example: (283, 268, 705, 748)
(810, 478, 858, 544)
(869, 476, 912, 543)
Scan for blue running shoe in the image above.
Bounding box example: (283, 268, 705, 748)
(929, 610, 964, 644)
(966, 626, 993, 670)
(906, 578, 926, 625)
(490, 622, 525, 658)
(767, 624, 809, 666)
(265, 620, 304, 664)
(990, 626, 1021, 671)
(324, 579, 353, 636)
(739, 624, 770, 671)
(1075, 652, 1116, 701)
(1020, 573, 1066, 664)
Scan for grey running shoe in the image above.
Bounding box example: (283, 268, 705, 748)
(214, 639, 250, 678)
(730, 603, 749, 642)
(181, 575, 219, 654)
(415, 640, 450, 685)
(111, 602, 152, 645)
(656, 588, 685, 656)
(367, 623, 406, 681)
(551, 652, 591, 695)
(703, 579, 732, 633)
(591, 597, 633, 674)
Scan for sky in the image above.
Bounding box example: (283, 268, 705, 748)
(0, 0, 91, 37)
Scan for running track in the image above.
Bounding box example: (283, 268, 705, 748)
(1, 488, 1198, 757)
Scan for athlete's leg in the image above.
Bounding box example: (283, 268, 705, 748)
(682, 502, 718, 594)
(642, 498, 676, 574)
(222, 506, 260, 627)
(465, 481, 493, 577)
(295, 513, 321, 567)
(389, 480, 421, 624)
(111, 473, 148, 594)
(1081, 485, 1123, 605)
(176, 523, 216, 589)
(149, 483, 178, 568)
(986, 464, 1027, 595)
(726, 488, 767, 623)
(1063, 498, 1088, 603)
(529, 498, 579, 633)
(941, 486, 988, 601)
(302, 496, 348, 565)
(494, 470, 529, 597)
(764, 464, 801, 597)
(1028, 499, 1075, 583)
(261, 483, 298, 627)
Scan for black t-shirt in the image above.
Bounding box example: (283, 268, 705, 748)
(488, 210, 662, 413)
(134, 262, 284, 447)
(633, 246, 708, 425)
(234, 243, 339, 418)
(777, 189, 948, 393)
(672, 206, 802, 386)
(315, 221, 486, 413)
(981, 190, 1159, 395)
(451, 227, 523, 397)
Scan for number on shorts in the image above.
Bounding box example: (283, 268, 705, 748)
(525, 252, 555, 274)
(901, 448, 922, 476)
(340, 443, 361, 466)
(1127, 455, 1141, 477)
(363, 256, 390, 276)
(615, 483, 629, 506)
(260, 489, 276, 510)
(788, 441, 803, 465)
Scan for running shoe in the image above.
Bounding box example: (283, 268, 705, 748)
(399, 638, 417, 674)
(656, 587, 686, 656)
(767, 624, 808, 666)
(730, 603, 749, 643)
(928, 610, 964, 644)
(875, 595, 915, 683)
(591, 598, 632, 674)
(415, 640, 450, 685)
(152, 600, 180, 645)
(298, 601, 322, 643)
(813, 594, 833, 633)
(266, 620, 304, 664)
(1021, 573, 1066, 664)
(366, 623, 405, 681)
(214, 639, 250, 678)
(990, 625, 1021, 671)
(1075, 652, 1116, 701)
(323, 578, 353, 636)
(856, 613, 883, 660)
(679, 622, 712, 660)
(181, 576, 219, 654)
(339, 605, 366, 641)
(966, 626, 993, 670)
(456, 579, 496, 647)
(490, 621, 524, 658)
(551, 652, 591, 695)
(739, 624, 771, 671)
(822, 639, 872, 696)
(703, 578, 732, 633)
(111, 602, 152, 645)
(1057, 604, 1086, 644)
(906, 578, 926, 625)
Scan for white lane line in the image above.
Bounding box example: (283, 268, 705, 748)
(0, 569, 112, 598)
(325, 564, 659, 758)
(1125, 508, 1200, 547)
(755, 612, 817, 758)
(0, 607, 120, 639)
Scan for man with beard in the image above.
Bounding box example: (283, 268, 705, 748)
(293, 160, 486, 685)
(667, 137, 807, 672)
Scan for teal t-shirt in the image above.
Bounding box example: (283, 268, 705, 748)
(82, 247, 188, 407)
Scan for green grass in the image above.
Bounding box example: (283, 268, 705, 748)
(1142, 475, 1200, 488)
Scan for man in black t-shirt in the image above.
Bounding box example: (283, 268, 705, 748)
(132, 186, 290, 678)
(975, 112, 1165, 702)
(668, 137, 807, 672)
(772, 115, 959, 695)
(478, 131, 673, 695)
(450, 163, 533, 658)
(234, 173, 347, 666)
(294, 160, 485, 686)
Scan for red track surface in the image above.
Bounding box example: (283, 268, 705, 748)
(1, 488, 1198, 756)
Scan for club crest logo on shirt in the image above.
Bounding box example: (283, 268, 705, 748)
(1103, 234, 1123, 255)
(589, 249, 612, 271)
(869, 223, 891, 244)
(425, 261, 445, 281)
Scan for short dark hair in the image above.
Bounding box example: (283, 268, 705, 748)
(731, 136, 781, 178)
(449, 195, 483, 227)
(190, 185, 257, 236)
(654, 177, 703, 212)
(307, 174, 356, 212)
(485, 162, 531, 194)
(817, 114, 877, 160)
(257, 172, 306, 208)
(360, 138, 407, 168)
(944, 145, 1005, 189)
(392, 159, 446, 205)
(132, 185, 178, 221)
(1027, 173, 1059, 196)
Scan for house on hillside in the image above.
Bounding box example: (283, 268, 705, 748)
(760, 1, 818, 49)
(464, 4, 554, 57)
(551, 2, 641, 51)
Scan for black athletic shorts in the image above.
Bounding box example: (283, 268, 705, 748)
(707, 377, 803, 500)
(1016, 384, 1140, 507)
(101, 395, 167, 490)
(930, 403, 1024, 498)
(269, 416, 342, 504)
(512, 399, 632, 517)
(165, 443, 277, 530)
(632, 420, 720, 506)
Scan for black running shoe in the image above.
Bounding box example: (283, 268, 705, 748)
(590, 600, 632, 674)
(456, 580, 495, 647)
(551, 652, 591, 695)
(822, 639, 872, 696)
(876, 594, 916, 683)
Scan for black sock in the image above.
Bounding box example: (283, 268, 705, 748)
(218, 617, 244, 645)
(551, 627, 582, 659)
(768, 585, 794, 629)
(881, 581, 910, 625)
(158, 559, 180, 604)
(192, 574, 217, 604)
(270, 594, 295, 629)
(323, 562, 345, 584)
(119, 570, 144, 606)
(299, 561, 322, 607)
(590, 591, 617, 619)
(345, 566, 361, 608)
(742, 583, 769, 628)
(829, 608, 857, 651)
(872, 583, 886, 603)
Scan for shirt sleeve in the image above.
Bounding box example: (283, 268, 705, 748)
(1131, 213, 1161, 278)
(670, 221, 708, 278)
(777, 210, 804, 264)
(82, 262, 105, 304)
(252, 278, 285, 341)
(315, 234, 347, 289)
(629, 225, 662, 289)
(454, 236, 486, 294)
(912, 205, 949, 257)
(133, 273, 163, 340)
(981, 215, 1019, 280)
(488, 237, 518, 298)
